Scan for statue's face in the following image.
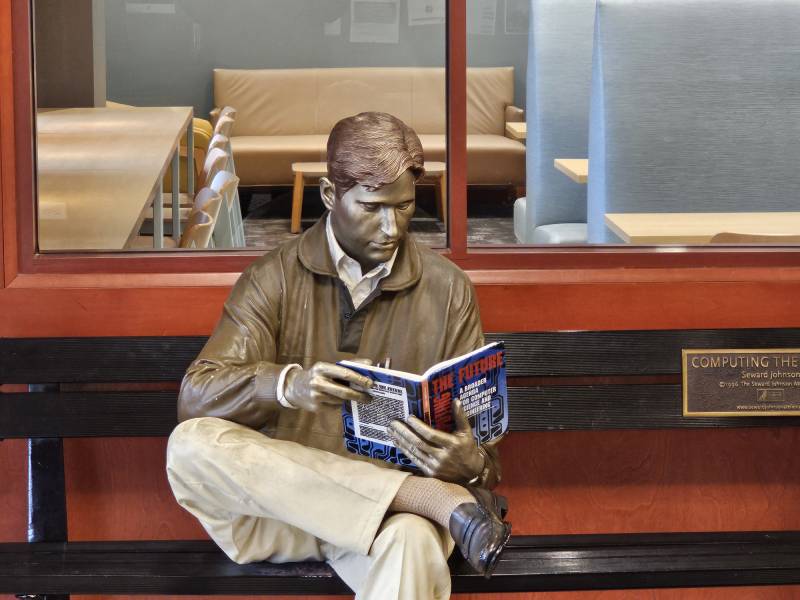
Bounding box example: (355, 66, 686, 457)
(326, 169, 416, 271)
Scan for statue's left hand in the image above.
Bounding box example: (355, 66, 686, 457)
(388, 400, 484, 483)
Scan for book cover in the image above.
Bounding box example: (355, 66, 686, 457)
(340, 342, 508, 467)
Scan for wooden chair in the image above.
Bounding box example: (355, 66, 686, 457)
(134, 189, 222, 249)
(148, 148, 229, 219)
(178, 211, 215, 249)
(210, 115, 247, 221)
(214, 116, 235, 139)
(209, 171, 242, 248)
(209, 105, 237, 128)
(208, 133, 239, 177)
(134, 210, 217, 250)
(208, 134, 229, 154)
(710, 232, 800, 244)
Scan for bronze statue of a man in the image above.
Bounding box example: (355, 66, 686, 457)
(166, 112, 510, 599)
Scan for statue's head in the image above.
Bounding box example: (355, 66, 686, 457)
(320, 112, 425, 271)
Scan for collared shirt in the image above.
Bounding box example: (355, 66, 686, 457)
(179, 216, 500, 487)
(325, 214, 397, 310)
(276, 216, 398, 406)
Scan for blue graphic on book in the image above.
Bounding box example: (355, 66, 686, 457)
(341, 342, 508, 468)
(342, 372, 420, 467)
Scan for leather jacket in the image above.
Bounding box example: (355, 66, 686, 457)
(178, 217, 501, 487)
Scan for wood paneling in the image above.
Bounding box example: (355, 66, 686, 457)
(48, 428, 800, 600)
(5, 1, 800, 598)
(4, 277, 800, 337)
(0, 0, 11, 288)
(0, 439, 26, 543)
(447, 0, 467, 258)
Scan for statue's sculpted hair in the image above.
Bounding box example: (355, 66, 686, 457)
(327, 112, 425, 199)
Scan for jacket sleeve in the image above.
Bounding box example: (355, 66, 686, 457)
(177, 264, 287, 428)
(445, 274, 503, 490)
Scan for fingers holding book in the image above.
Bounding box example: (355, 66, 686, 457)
(285, 361, 373, 412)
(388, 401, 484, 483)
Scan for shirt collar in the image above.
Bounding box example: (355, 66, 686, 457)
(298, 215, 423, 292)
(325, 214, 398, 283)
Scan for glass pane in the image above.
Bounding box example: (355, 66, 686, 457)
(33, 0, 446, 253)
(468, 0, 800, 248)
(464, 0, 528, 246)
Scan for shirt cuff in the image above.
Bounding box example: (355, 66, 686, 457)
(276, 363, 302, 409)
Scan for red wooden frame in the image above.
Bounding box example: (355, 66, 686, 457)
(4, 0, 800, 279)
(3, 0, 800, 342)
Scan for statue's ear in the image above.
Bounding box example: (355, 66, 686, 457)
(320, 177, 336, 211)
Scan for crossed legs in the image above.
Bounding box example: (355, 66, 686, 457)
(166, 417, 453, 600)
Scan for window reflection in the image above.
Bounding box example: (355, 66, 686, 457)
(465, 0, 528, 245)
(33, 0, 446, 253)
(473, 0, 800, 247)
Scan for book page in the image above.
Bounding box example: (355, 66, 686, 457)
(351, 380, 410, 446)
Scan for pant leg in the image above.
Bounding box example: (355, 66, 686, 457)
(324, 513, 455, 600)
(166, 416, 410, 562)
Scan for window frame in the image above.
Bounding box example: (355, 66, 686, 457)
(7, 0, 800, 282)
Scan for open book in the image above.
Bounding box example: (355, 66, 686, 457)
(339, 342, 508, 467)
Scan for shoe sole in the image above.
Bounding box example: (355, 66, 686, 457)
(482, 521, 512, 579)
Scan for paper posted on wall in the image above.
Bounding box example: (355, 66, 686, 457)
(468, 0, 497, 36)
(350, 0, 399, 43)
(408, 0, 445, 26)
(340, 342, 508, 468)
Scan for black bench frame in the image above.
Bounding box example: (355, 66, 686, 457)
(3, 329, 800, 595)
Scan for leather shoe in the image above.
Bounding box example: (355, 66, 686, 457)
(448, 486, 511, 578)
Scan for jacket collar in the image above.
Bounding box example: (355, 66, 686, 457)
(298, 215, 422, 291)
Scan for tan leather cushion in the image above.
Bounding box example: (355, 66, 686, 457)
(214, 67, 514, 137)
(232, 135, 329, 186)
(418, 134, 526, 186)
(233, 133, 524, 186)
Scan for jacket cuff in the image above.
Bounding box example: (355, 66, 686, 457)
(254, 362, 283, 405)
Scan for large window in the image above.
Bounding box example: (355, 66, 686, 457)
(33, 0, 446, 253)
(467, 0, 800, 249)
(25, 0, 800, 265)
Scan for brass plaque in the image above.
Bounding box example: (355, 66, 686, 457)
(683, 349, 800, 416)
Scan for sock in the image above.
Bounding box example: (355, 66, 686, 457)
(389, 476, 475, 528)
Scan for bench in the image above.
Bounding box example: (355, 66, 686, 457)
(3, 329, 800, 595)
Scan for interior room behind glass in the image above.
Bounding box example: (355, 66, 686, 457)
(32, 0, 449, 253)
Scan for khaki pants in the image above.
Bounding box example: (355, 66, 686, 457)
(166, 417, 455, 600)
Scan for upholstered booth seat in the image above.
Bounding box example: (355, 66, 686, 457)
(514, 197, 588, 243)
(515, 0, 595, 244)
(214, 67, 526, 188)
(416, 134, 526, 185)
(231, 135, 329, 188)
(232, 133, 526, 188)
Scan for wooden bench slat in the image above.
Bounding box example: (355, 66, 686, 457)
(488, 329, 800, 376)
(5, 385, 800, 439)
(508, 385, 800, 430)
(3, 533, 800, 594)
(0, 337, 206, 383)
(3, 329, 800, 383)
(0, 392, 177, 438)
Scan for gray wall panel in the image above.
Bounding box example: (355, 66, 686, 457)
(104, 0, 527, 118)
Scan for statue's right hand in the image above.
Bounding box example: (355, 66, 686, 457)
(283, 362, 373, 412)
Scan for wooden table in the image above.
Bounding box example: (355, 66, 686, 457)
(604, 212, 800, 244)
(505, 122, 527, 141)
(37, 107, 193, 251)
(290, 161, 447, 234)
(554, 158, 588, 184)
